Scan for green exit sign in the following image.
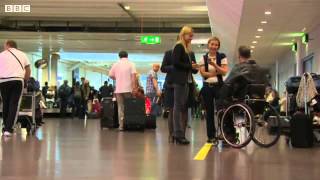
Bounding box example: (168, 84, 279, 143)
(140, 36, 161, 45)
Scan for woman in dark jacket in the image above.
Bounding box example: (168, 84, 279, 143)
(171, 26, 199, 145)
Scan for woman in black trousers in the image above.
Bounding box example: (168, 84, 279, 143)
(171, 26, 199, 145)
(199, 37, 229, 144)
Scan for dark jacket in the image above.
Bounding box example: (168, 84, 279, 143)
(225, 60, 268, 85)
(171, 44, 198, 84)
(223, 60, 269, 99)
(161, 50, 174, 84)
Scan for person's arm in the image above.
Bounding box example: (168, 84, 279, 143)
(190, 52, 199, 74)
(209, 58, 228, 75)
(172, 44, 192, 70)
(24, 65, 31, 80)
(131, 73, 137, 92)
(23, 54, 31, 80)
(200, 66, 217, 78)
(199, 57, 216, 78)
(108, 65, 116, 80)
(131, 63, 138, 93)
(161, 51, 174, 73)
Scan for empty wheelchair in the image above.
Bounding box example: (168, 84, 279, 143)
(218, 84, 281, 148)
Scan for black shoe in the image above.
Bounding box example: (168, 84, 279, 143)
(175, 137, 190, 145)
(207, 138, 218, 145)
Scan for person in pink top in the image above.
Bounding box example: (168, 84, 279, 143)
(109, 51, 137, 131)
(0, 40, 31, 137)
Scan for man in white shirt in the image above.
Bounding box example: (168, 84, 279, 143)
(0, 40, 31, 137)
(109, 51, 137, 131)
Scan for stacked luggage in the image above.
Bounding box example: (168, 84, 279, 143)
(100, 97, 157, 130)
(286, 73, 320, 147)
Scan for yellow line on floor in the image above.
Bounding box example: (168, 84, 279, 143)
(193, 143, 213, 161)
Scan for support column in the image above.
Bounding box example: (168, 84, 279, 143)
(42, 48, 50, 85)
(50, 53, 59, 86)
(275, 60, 279, 91)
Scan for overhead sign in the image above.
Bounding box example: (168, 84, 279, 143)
(140, 36, 161, 45)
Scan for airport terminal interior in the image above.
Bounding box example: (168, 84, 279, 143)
(1, 0, 320, 179)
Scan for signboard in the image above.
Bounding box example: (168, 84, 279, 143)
(140, 36, 161, 45)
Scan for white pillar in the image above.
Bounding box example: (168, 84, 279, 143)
(275, 60, 279, 91)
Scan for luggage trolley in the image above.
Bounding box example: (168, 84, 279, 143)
(17, 92, 39, 134)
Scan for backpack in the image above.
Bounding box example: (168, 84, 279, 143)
(203, 52, 226, 84)
(27, 78, 40, 92)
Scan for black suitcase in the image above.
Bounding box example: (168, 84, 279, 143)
(286, 76, 301, 94)
(146, 115, 156, 129)
(290, 111, 313, 148)
(124, 98, 145, 130)
(101, 98, 119, 129)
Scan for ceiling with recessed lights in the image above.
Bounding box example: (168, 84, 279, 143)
(236, 0, 320, 66)
(1, 0, 320, 69)
(0, 0, 210, 32)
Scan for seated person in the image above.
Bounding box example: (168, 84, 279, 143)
(219, 45, 269, 106)
(217, 46, 269, 143)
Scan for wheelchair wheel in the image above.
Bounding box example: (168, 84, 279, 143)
(252, 102, 281, 148)
(220, 103, 255, 148)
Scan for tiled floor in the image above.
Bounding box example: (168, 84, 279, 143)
(0, 118, 319, 180)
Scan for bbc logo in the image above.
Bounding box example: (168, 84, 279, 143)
(5, 5, 31, 13)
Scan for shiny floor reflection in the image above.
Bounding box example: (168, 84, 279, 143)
(0, 118, 319, 180)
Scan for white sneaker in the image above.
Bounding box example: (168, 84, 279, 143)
(3, 131, 12, 137)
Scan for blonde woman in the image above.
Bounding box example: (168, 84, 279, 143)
(171, 26, 199, 145)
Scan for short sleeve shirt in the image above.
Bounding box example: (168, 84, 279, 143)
(146, 70, 158, 95)
(109, 58, 137, 94)
(199, 54, 228, 83)
(0, 48, 30, 83)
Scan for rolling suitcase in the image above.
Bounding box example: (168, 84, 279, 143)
(290, 73, 314, 148)
(124, 98, 145, 130)
(145, 115, 156, 129)
(101, 98, 119, 129)
(290, 111, 313, 148)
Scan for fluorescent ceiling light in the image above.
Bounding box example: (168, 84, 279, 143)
(250, 50, 254, 53)
(191, 38, 208, 44)
(124, 5, 130, 10)
(183, 6, 208, 12)
(273, 42, 293, 46)
(255, 35, 261, 38)
(257, 28, 263, 32)
(261, 21, 267, 24)
(250, 46, 255, 49)
(265, 11, 271, 15)
(252, 41, 258, 44)
(280, 32, 304, 38)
